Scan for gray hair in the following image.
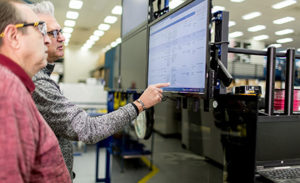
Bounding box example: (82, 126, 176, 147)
(30, 1, 55, 16)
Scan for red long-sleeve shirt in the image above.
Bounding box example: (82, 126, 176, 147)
(0, 54, 71, 183)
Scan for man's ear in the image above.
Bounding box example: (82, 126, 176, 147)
(3, 25, 21, 49)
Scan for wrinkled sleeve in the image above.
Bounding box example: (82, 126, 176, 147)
(0, 95, 31, 182)
(32, 77, 137, 144)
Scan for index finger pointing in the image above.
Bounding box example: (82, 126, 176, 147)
(153, 82, 170, 88)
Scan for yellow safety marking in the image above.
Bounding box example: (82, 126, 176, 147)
(138, 157, 160, 183)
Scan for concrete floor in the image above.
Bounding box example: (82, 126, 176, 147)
(73, 133, 224, 183)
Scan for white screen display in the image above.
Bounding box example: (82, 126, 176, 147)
(148, 0, 208, 93)
(122, 0, 149, 37)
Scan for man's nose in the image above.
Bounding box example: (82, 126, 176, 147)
(44, 34, 51, 45)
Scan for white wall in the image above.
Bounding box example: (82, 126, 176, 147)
(63, 46, 101, 83)
(250, 39, 265, 65)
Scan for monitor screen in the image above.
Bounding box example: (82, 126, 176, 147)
(147, 0, 209, 93)
(122, 0, 149, 37)
(104, 46, 120, 90)
(120, 28, 148, 90)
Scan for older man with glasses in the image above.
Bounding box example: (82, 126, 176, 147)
(31, 1, 169, 180)
(0, 0, 71, 182)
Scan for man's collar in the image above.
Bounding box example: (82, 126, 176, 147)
(0, 54, 35, 93)
(44, 63, 55, 76)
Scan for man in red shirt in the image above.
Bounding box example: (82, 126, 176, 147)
(0, 0, 71, 182)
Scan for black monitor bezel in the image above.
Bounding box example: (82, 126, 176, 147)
(146, 0, 211, 95)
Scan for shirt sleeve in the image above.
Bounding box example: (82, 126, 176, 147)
(32, 77, 138, 144)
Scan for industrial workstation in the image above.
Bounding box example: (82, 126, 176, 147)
(1, 0, 300, 182)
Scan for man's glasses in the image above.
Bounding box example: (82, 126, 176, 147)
(0, 21, 47, 38)
(47, 29, 63, 39)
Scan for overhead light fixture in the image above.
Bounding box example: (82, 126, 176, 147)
(253, 35, 269, 41)
(229, 21, 236, 27)
(64, 20, 76, 27)
(111, 41, 118, 48)
(116, 38, 122, 44)
(242, 12, 261, 20)
(248, 25, 266, 32)
(69, 0, 83, 10)
(229, 31, 243, 38)
(169, 0, 184, 9)
(297, 48, 300, 52)
(268, 44, 282, 48)
(63, 27, 73, 33)
(98, 24, 111, 31)
(63, 32, 71, 39)
(212, 6, 225, 13)
(230, 0, 245, 2)
(275, 29, 294, 35)
(89, 35, 99, 41)
(66, 11, 79, 19)
(273, 17, 295, 24)
(112, 5, 122, 15)
(276, 38, 293, 43)
(93, 30, 104, 37)
(104, 16, 118, 24)
(86, 40, 95, 45)
(83, 44, 92, 49)
(272, 0, 297, 9)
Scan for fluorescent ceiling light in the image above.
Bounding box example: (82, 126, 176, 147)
(275, 29, 294, 35)
(212, 6, 225, 13)
(111, 41, 118, 48)
(69, 0, 83, 9)
(105, 45, 111, 51)
(242, 12, 261, 20)
(248, 25, 266, 32)
(89, 35, 99, 41)
(86, 40, 95, 45)
(273, 17, 295, 24)
(104, 16, 118, 24)
(81, 47, 89, 51)
(63, 27, 73, 33)
(83, 44, 92, 49)
(98, 24, 110, 31)
(230, 0, 245, 2)
(112, 5, 122, 15)
(64, 20, 76, 27)
(297, 48, 300, 52)
(66, 11, 79, 19)
(63, 32, 71, 39)
(169, 0, 184, 9)
(253, 35, 269, 41)
(93, 30, 104, 37)
(276, 38, 293, 43)
(272, 0, 297, 9)
(268, 44, 282, 48)
(229, 21, 236, 27)
(116, 38, 122, 44)
(229, 31, 243, 38)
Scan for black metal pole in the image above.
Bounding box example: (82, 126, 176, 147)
(284, 48, 295, 115)
(265, 47, 276, 116)
(228, 47, 300, 59)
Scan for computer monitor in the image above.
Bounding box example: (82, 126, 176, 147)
(104, 45, 120, 90)
(120, 28, 148, 90)
(122, 0, 149, 38)
(147, 0, 210, 94)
